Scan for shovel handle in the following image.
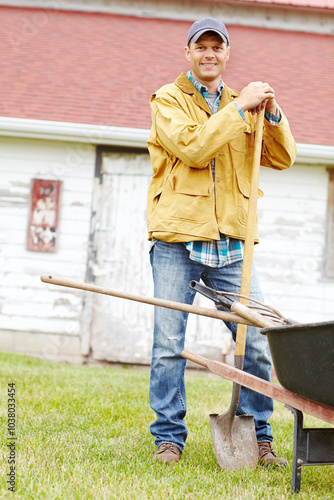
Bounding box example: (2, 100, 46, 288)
(235, 108, 265, 357)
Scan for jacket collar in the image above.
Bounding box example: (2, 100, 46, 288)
(175, 72, 212, 114)
(175, 72, 197, 94)
(175, 72, 239, 115)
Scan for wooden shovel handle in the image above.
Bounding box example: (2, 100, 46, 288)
(235, 109, 265, 358)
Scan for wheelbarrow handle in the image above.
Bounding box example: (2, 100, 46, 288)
(180, 349, 210, 368)
(182, 350, 334, 425)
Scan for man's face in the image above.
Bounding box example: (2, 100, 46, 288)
(185, 32, 230, 86)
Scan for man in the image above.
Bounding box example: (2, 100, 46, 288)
(147, 18, 296, 466)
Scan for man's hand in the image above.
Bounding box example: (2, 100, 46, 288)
(235, 81, 278, 116)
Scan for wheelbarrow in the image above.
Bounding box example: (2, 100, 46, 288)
(184, 280, 334, 493)
(40, 274, 334, 493)
(188, 280, 334, 407)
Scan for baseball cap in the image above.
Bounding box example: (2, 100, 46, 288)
(187, 17, 229, 46)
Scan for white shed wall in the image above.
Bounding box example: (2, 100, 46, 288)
(256, 162, 334, 324)
(1, 134, 333, 365)
(0, 136, 95, 363)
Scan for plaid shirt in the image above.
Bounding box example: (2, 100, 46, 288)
(184, 71, 281, 268)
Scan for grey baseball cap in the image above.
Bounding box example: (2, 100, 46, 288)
(187, 17, 229, 45)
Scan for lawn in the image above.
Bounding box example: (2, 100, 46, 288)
(0, 352, 333, 499)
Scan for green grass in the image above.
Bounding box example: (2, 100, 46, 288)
(0, 352, 333, 499)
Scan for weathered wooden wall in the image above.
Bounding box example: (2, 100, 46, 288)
(256, 162, 334, 324)
(1, 136, 333, 365)
(0, 137, 95, 363)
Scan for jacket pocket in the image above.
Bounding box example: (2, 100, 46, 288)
(157, 167, 214, 223)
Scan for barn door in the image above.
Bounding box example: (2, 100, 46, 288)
(89, 149, 231, 364)
(90, 150, 154, 364)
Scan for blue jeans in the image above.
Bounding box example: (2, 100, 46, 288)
(149, 240, 274, 451)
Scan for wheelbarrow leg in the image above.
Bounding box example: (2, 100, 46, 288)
(286, 405, 334, 494)
(288, 406, 304, 493)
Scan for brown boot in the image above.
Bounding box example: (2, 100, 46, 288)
(258, 441, 288, 468)
(152, 443, 182, 463)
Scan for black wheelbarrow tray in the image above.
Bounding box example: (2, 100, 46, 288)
(261, 320, 334, 408)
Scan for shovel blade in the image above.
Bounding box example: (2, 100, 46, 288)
(210, 413, 258, 470)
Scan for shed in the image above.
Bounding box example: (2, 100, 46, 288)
(1, 1, 334, 364)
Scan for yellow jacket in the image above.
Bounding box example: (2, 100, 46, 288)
(147, 72, 296, 243)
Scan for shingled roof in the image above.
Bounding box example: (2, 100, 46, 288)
(0, 6, 333, 146)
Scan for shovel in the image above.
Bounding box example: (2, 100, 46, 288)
(207, 108, 265, 470)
